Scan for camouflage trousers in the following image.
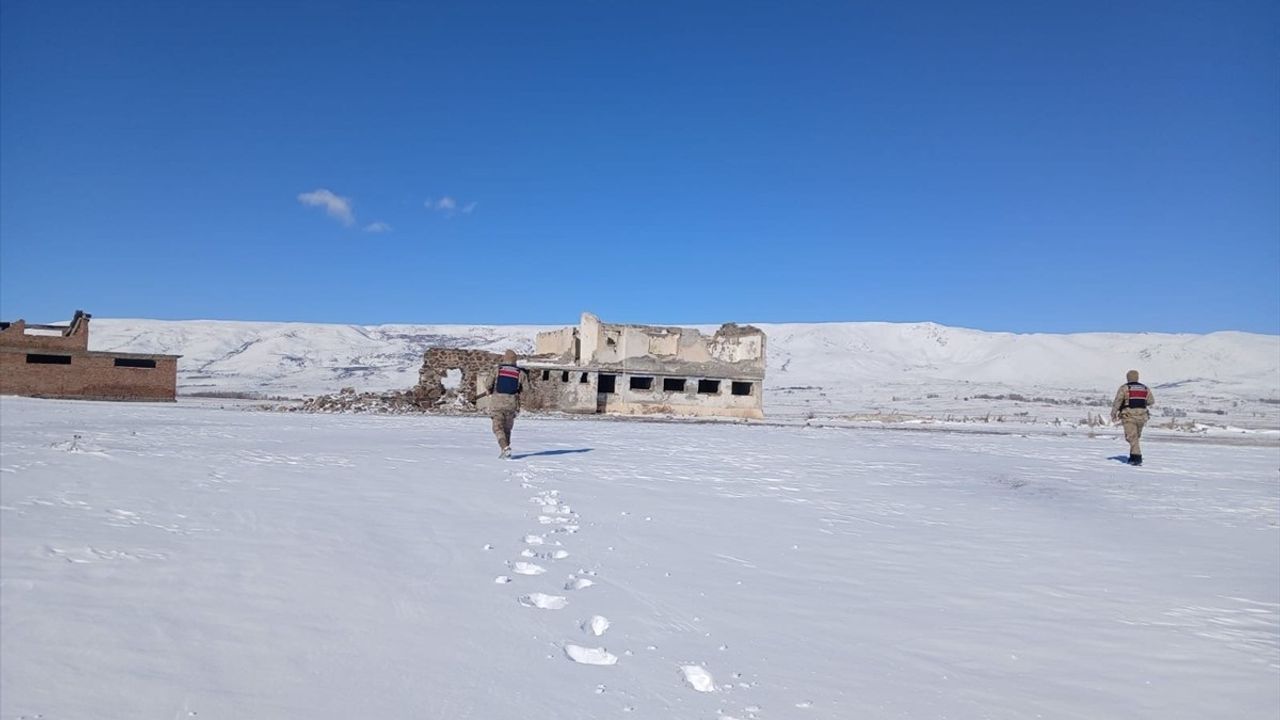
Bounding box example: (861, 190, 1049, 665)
(1120, 409, 1149, 456)
(491, 410, 517, 450)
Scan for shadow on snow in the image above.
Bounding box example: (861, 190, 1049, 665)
(511, 448, 594, 460)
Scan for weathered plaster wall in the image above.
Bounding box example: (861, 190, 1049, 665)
(534, 327, 575, 359)
(602, 395, 762, 419)
(579, 313, 601, 363)
(595, 373, 763, 419)
(648, 332, 679, 357)
(573, 312, 766, 380)
(708, 325, 766, 367)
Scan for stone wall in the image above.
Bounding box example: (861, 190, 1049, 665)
(415, 347, 504, 408)
(522, 366, 597, 413)
(415, 348, 586, 413)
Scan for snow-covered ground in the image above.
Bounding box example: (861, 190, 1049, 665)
(2, 397, 1277, 719)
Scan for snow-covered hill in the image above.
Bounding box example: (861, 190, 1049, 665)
(90, 318, 544, 398)
(85, 318, 1280, 426)
(757, 322, 1280, 427)
(762, 322, 1277, 394)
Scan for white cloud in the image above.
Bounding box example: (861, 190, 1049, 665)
(298, 189, 355, 226)
(425, 196, 477, 217)
(363, 221, 392, 233)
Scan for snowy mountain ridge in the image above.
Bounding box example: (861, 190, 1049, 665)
(83, 318, 1280, 417)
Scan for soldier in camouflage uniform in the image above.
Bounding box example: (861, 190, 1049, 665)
(1111, 369, 1154, 466)
(481, 349, 526, 459)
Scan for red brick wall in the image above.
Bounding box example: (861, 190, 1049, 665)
(0, 321, 89, 351)
(0, 350, 177, 401)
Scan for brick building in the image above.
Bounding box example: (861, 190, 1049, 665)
(0, 310, 180, 402)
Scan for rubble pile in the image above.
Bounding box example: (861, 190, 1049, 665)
(290, 346, 520, 416)
(298, 387, 423, 414)
(295, 386, 484, 415)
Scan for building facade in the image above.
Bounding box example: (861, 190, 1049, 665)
(0, 311, 180, 402)
(518, 313, 767, 419)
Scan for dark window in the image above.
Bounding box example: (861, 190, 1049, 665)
(697, 379, 721, 394)
(629, 376, 653, 391)
(731, 381, 754, 396)
(114, 357, 157, 369)
(663, 378, 687, 392)
(541, 369, 550, 381)
(580, 372, 590, 384)
(561, 370, 570, 382)
(26, 353, 71, 365)
(598, 374, 617, 394)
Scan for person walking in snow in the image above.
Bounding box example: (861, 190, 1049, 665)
(1111, 370, 1154, 466)
(480, 349, 526, 459)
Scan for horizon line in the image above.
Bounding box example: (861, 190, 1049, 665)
(31, 313, 1278, 338)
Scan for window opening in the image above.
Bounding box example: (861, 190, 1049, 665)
(731, 381, 753, 396)
(663, 378, 687, 392)
(598, 374, 617, 394)
(26, 354, 71, 365)
(697, 379, 721, 394)
(629, 376, 654, 391)
(114, 357, 157, 369)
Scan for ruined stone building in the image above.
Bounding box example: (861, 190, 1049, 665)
(527, 313, 766, 418)
(414, 313, 766, 419)
(0, 311, 180, 402)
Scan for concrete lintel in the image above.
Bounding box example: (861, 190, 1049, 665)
(0, 347, 183, 360)
(518, 362, 762, 382)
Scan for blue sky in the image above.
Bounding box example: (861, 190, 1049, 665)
(2, 1, 1276, 334)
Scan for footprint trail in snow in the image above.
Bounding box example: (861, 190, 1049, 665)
(519, 592, 568, 610)
(510, 561, 546, 575)
(564, 644, 618, 666)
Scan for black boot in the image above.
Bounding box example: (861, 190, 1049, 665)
(1128, 454, 1143, 466)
